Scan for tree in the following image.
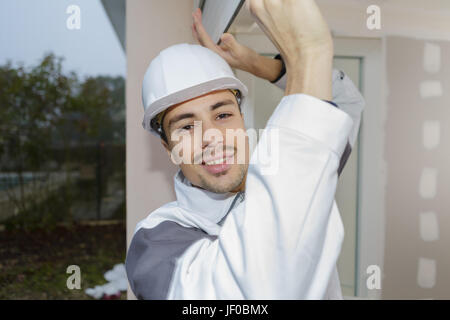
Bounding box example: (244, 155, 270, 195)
(0, 53, 125, 229)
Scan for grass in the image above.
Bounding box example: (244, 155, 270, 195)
(0, 221, 126, 300)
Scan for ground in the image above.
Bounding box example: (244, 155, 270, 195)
(0, 221, 126, 300)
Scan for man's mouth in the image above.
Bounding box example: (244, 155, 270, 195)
(201, 153, 234, 175)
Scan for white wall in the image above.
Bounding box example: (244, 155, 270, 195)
(126, 0, 194, 299)
(232, 0, 450, 41)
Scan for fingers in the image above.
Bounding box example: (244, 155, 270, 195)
(191, 8, 204, 46)
(191, 23, 200, 44)
(192, 8, 217, 51)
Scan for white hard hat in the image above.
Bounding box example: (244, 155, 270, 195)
(141, 43, 248, 137)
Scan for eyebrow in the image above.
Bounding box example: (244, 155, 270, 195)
(168, 99, 235, 130)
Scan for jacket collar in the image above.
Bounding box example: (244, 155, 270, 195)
(174, 169, 238, 224)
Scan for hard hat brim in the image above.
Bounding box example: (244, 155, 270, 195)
(142, 76, 248, 137)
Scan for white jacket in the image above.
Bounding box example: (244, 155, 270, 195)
(126, 69, 365, 299)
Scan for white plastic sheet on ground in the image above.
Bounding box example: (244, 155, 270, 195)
(85, 263, 128, 299)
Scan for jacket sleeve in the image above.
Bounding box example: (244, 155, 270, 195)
(159, 94, 354, 299)
(270, 56, 365, 299)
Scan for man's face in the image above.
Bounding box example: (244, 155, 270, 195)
(161, 89, 249, 193)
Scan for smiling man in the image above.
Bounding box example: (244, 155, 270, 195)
(160, 88, 249, 194)
(126, 0, 364, 299)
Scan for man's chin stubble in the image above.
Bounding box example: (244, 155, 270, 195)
(198, 165, 247, 194)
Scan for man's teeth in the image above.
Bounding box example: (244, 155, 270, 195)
(205, 158, 226, 165)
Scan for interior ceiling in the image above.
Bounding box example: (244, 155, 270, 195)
(230, 0, 450, 33)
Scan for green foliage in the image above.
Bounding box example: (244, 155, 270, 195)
(0, 53, 125, 228)
(3, 183, 73, 232)
(0, 54, 75, 172)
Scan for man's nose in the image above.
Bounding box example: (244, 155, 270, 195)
(200, 120, 224, 149)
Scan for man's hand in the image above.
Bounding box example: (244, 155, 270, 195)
(192, 8, 282, 82)
(247, 0, 334, 99)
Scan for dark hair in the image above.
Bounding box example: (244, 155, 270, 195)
(152, 89, 242, 143)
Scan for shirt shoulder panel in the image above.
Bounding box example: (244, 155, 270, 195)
(125, 220, 217, 299)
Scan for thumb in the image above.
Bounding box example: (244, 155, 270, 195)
(220, 33, 237, 49)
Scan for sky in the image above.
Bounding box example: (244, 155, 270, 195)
(0, 0, 126, 78)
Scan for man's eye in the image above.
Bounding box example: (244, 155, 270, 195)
(217, 113, 232, 120)
(181, 124, 194, 131)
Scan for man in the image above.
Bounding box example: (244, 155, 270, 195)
(126, 0, 364, 299)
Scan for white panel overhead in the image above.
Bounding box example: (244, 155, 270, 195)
(199, 0, 245, 44)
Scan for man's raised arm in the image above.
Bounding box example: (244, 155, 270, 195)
(160, 0, 353, 299)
